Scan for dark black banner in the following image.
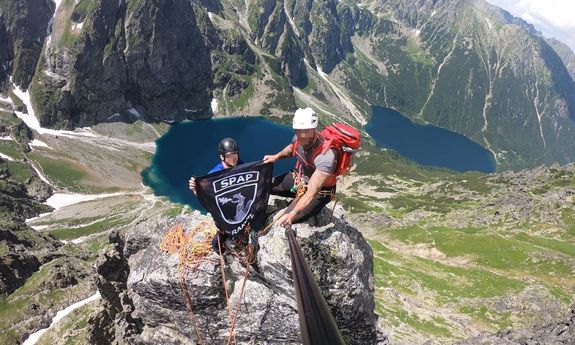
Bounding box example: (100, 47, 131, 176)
(196, 161, 273, 237)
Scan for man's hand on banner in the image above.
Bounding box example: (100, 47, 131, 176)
(188, 176, 197, 195)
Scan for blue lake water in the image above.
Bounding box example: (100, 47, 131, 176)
(366, 106, 496, 173)
(141, 117, 295, 210)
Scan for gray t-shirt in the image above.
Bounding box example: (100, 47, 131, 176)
(293, 135, 337, 181)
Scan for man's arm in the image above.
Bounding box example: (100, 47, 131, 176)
(263, 143, 294, 164)
(277, 169, 330, 225)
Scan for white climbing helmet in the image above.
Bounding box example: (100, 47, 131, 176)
(292, 107, 318, 129)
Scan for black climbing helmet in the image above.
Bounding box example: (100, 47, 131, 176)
(218, 137, 239, 156)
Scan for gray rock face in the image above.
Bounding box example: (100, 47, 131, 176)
(25, 175, 52, 202)
(123, 0, 213, 121)
(91, 206, 387, 344)
(32, 0, 213, 128)
(0, 155, 58, 296)
(0, 0, 54, 89)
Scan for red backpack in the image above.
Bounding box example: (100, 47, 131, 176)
(293, 123, 361, 183)
(321, 123, 361, 176)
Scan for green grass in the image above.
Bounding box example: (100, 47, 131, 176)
(301, 76, 318, 93)
(387, 194, 465, 214)
(60, 235, 111, 263)
(71, 0, 97, 22)
(0, 140, 26, 160)
(0, 242, 8, 256)
(4, 161, 35, 183)
(382, 305, 452, 337)
(32, 216, 102, 227)
(48, 214, 134, 240)
(227, 76, 256, 112)
(57, 0, 83, 49)
(371, 241, 526, 300)
(368, 236, 536, 340)
(513, 232, 575, 258)
(8, 90, 24, 110)
(36, 302, 97, 345)
(459, 305, 512, 330)
(338, 194, 383, 213)
(0, 111, 20, 126)
(27, 153, 87, 190)
(449, 172, 492, 194)
(404, 37, 434, 65)
(353, 143, 453, 182)
(561, 208, 575, 238)
(390, 226, 574, 277)
(164, 205, 188, 217)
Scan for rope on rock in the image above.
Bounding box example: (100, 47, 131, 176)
(160, 222, 256, 345)
(160, 222, 216, 345)
(217, 234, 238, 345)
(218, 224, 257, 345)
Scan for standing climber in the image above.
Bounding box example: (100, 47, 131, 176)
(189, 137, 244, 253)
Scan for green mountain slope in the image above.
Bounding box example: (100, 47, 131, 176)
(344, 145, 575, 343)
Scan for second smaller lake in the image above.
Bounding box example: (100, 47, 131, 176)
(366, 106, 496, 173)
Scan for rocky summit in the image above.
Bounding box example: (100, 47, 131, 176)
(89, 201, 388, 344)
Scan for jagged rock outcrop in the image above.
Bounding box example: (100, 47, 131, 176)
(0, 157, 58, 296)
(0, 220, 62, 295)
(0, 179, 51, 222)
(88, 231, 143, 344)
(457, 304, 575, 345)
(25, 175, 52, 202)
(90, 205, 387, 344)
(0, 111, 32, 150)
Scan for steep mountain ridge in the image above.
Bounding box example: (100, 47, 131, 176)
(547, 37, 575, 81)
(1, 0, 575, 168)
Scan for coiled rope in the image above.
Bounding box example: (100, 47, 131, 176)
(160, 222, 255, 345)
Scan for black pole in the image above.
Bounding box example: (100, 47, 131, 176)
(285, 227, 346, 345)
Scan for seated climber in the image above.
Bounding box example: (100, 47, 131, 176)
(262, 107, 339, 226)
(189, 137, 245, 254)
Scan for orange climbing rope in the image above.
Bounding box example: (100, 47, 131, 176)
(160, 222, 216, 345)
(160, 222, 256, 345)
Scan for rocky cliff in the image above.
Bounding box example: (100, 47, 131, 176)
(30, 0, 214, 128)
(89, 203, 387, 344)
(0, 0, 54, 89)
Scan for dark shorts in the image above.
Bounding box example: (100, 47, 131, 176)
(270, 171, 335, 223)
